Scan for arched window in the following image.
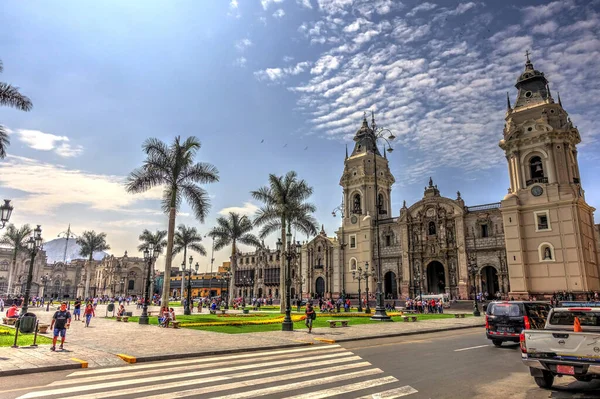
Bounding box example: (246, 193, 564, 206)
(530, 156, 544, 179)
(353, 193, 362, 214)
(291, 269, 295, 279)
(428, 221, 436, 235)
(378, 193, 386, 215)
(538, 243, 555, 262)
(258, 269, 263, 279)
(349, 258, 357, 272)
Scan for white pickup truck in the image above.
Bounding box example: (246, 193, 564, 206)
(521, 306, 600, 389)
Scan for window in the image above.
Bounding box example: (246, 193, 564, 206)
(534, 211, 551, 231)
(529, 156, 544, 179)
(385, 235, 391, 247)
(252, 257, 255, 263)
(378, 193, 386, 215)
(481, 224, 489, 238)
(353, 194, 362, 214)
(269, 255, 273, 261)
(128, 280, 135, 290)
(428, 221, 436, 235)
(349, 258, 357, 271)
(350, 235, 357, 249)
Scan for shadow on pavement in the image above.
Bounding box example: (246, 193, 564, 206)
(548, 379, 600, 398)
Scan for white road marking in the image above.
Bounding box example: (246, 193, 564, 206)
(286, 376, 399, 399)
(454, 344, 490, 352)
(355, 385, 419, 399)
(66, 344, 341, 377)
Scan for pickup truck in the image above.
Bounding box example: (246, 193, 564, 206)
(521, 306, 600, 389)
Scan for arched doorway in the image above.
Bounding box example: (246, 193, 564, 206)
(481, 266, 500, 296)
(291, 288, 296, 299)
(426, 262, 446, 294)
(384, 271, 397, 299)
(315, 277, 325, 298)
(258, 288, 263, 298)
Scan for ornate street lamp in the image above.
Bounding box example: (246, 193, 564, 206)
(41, 274, 52, 311)
(184, 257, 199, 316)
(0, 200, 14, 229)
(353, 262, 374, 314)
(413, 270, 422, 302)
(223, 270, 232, 309)
(21, 225, 43, 315)
(469, 264, 481, 316)
(139, 243, 159, 325)
(277, 227, 301, 331)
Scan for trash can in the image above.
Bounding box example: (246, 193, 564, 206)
(19, 312, 37, 333)
(107, 303, 115, 312)
(124, 311, 132, 317)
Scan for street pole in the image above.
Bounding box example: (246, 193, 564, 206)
(139, 244, 158, 325)
(365, 270, 371, 314)
(357, 273, 363, 312)
(21, 225, 42, 315)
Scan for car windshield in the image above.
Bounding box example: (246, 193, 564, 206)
(524, 304, 550, 329)
(491, 304, 521, 317)
(550, 311, 600, 326)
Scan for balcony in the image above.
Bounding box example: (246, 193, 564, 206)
(314, 264, 324, 270)
(526, 177, 548, 186)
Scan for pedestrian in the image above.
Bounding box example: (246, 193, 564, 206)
(50, 302, 71, 351)
(84, 302, 95, 327)
(305, 302, 315, 333)
(73, 298, 81, 321)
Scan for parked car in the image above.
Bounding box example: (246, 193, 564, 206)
(521, 306, 600, 389)
(486, 301, 552, 346)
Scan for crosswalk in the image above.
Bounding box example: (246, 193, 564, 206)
(17, 345, 418, 399)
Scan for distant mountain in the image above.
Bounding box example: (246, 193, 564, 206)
(43, 237, 110, 264)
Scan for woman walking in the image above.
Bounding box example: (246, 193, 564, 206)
(83, 302, 95, 327)
(305, 302, 315, 334)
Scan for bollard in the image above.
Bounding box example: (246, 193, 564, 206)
(11, 319, 20, 348)
(31, 320, 39, 347)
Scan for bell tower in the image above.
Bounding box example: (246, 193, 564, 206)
(499, 52, 600, 297)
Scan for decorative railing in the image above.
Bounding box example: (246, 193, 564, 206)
(526, 177, 548, 186)
(466, 202, 501, 212)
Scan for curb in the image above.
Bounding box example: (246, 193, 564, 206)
(0, 362, 83, 377)
(328, 323, 485, 343)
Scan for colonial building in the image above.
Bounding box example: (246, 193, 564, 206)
(0, 247, 47, 297)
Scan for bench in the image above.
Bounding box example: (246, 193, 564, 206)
(147, 311, 154, 317)
(2, 317, 17, 325)
(326, 320, 349, 328)
(221, 309, 227, 314)
(403, 309, 417, 314)
(122, 316, 129, 322)
(402, 316, 418, 322)
(454, 314, 466, 318)
(209, 310, 217, 315)
(38, 324, 50, 334)
(116, 316, 122, 321)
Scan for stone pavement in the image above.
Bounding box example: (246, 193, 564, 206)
(0, 304, 484, 376)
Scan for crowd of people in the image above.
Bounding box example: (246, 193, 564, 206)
(404, 298, 445, 314)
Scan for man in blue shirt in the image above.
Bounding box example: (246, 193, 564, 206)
(50, 302, 71, 351)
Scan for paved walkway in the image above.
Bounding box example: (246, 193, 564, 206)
(0, 304, 484, 376)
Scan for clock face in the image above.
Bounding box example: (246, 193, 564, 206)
(351, 215, 358, 224)
(531, 186, 543, 197)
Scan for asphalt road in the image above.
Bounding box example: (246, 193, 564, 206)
(1, 328, 599, 398)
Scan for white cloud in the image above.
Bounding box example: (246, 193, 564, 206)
(229, 0, 238, 8)
(273, 8, 286, 18)
(532, 20, 558, 35)
(218, 202, 259, 216)
(254, 61, 312, 82)
(234, 57, 247, 67)
(10, 128, 84, 158)
(297, 0, 312, 9)
(228, 0, 241, 18)
(406, 2, 436, 17)
(522, 0, 575, 23)
(310, 54, 342, 75)
(235, 38, 253, 52)
(283, 56, 295, 62)
(0, 155, 163, 215)
(261, 0, 284, 10)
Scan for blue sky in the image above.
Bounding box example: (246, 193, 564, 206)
(1, 0, 599, 271)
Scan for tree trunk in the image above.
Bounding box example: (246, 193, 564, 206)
(162, 206, 177, 307)
(280, 221, 286, 313)
(7, 251, 17, 295)
(180, 246, 187, 304)
(84, 254, 92, 299)
(229, 241, 236, 306)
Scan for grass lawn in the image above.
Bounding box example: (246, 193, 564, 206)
(121, 312, 461, 334)
(0, 327, 53, 347)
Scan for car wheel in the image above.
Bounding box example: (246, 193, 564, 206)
(492, 339, 502, 347)
(534, 371, 554, 389)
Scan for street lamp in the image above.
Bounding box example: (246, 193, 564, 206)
(41, 274, 51, 311)
(293, 275, 306, 311)
(413, 270, 422, 302)
(184, 257, 199, 316)
(223, 270, 232, 309)
(364, 112, 395, 322)
(353, 262, 374, 314)
(468, 264, 481, 316)
(139, 243, 159, 325)
(0, 200, 14, 229)
(277, 227, 302, 331)
(21, 225, 43, 315)
(120, 279, 125, 297)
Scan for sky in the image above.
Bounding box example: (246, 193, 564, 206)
(1, 0, 600, 273)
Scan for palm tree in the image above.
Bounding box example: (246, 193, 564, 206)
(251, 171, 318, 312)
(0, 224, 32, 295)
(137, 229, 168, 253)
(76, 231, 110, 299)
(209, 212, 261, 304)
(126, 136, 219, 306)
(1, 59, 33, 159)
(173, 224, 205, 303)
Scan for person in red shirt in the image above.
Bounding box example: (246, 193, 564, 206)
(6, 304, 19, 318)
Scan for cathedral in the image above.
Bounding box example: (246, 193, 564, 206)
(232, 55, 600, 302)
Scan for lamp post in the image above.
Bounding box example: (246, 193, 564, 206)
(276, 227, 301, 331)
(413, 270, 422, 301)
(41, 274, 51, 311)
(366, 113, 395, 322)
(223, 270, 232, 309)
(120, 279, 125, 297)
(184, 256, 199, 316)
(468, 264, 481, 316)
(0, 200, 14, 229)
(139, 244, 159, 325)
(352, 266, 364, 312)
(21, 225, 43, 315)
(293, 275, 305, 311)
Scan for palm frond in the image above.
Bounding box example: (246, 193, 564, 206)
(0, 82, 33, 111)
(125, 167, 166, 194)
(0, 125, 10, 159)
(258, 220, 282, 239)
(188, 242, 207, 256)
(180, 183, 211, 223)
